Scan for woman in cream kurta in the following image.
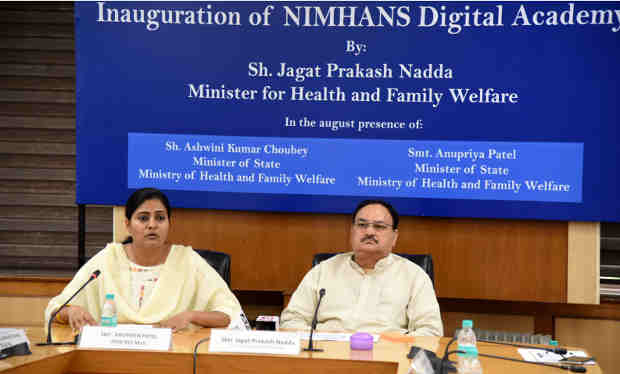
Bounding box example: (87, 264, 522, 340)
(45, 188, 241, 332)
(44, 242, 241, 330)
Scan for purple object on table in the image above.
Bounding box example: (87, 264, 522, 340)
(350, 332, 373, 350)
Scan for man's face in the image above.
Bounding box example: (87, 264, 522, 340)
(350, 204, 398, 258)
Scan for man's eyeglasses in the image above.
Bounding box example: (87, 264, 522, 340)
(354, 220, 393, 232)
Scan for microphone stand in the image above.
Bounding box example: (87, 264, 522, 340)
(304, 288, 325, 352)
(37, 270, 101, 346)
(440, 337, 461, 374)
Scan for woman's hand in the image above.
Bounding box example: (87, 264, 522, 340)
(159, 311, 195, 332)
(64, 305, 97, 331)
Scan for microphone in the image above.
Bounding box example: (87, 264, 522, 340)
(478, 352, 588, 373)
(38, 270, 101, 346)
(304, 288, 325, 352)
(478, 338, 568, 355)
(439, 337, 461, 374)
(440, 336, 587, 374)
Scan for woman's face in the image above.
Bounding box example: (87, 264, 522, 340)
(125, 199, 170, 250)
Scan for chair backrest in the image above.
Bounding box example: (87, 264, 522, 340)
(312, 252, 434, 286)
(195, 249, 231, 286)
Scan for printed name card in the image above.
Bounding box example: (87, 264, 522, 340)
(0, 328, 30, 350)
(209, 329, 300, 355)
(78, 325, 172, 351)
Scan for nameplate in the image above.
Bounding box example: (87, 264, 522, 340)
(209, 329, 300, 355)
(79, 325, 172, 351)
(0, 329, 30, 350)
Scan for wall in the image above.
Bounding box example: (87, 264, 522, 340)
(0, 2, 112, 274)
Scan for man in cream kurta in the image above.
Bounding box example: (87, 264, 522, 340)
(280, 201, 443, 336)
(45, 243, 241, 329)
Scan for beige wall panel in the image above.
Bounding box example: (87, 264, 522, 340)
(556, 318, 620, 373)
(567, 222, 600, 304)
(113, 206, 128, 243)
(442, 312, 534, 338)
(0, 296, 51, 326)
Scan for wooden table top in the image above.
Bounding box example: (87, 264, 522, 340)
(0, 325, 603, 374)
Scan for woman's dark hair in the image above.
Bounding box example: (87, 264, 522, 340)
(352, 199, 399, 230)
(122, 188, 171, 244)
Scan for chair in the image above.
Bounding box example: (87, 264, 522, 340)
(195, 249, 231, 286)
(312, 252, 434, 286)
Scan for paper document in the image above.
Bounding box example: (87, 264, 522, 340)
(297, 332, 379, 342)
(518, 348, 596, 365)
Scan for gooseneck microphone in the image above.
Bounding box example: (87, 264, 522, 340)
(304, 288, 326, 352)
(439, 335, 587, 374)
(439, 336, 461, 374)
(477, 338, 568, 355)
(38, 270, 101, 346)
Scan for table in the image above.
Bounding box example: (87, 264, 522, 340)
(0, 326, 603, 374)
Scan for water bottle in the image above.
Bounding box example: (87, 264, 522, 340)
(101, 294, 118, 327)
(457, 320, 482, 374)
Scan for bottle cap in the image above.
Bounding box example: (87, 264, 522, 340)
(462, 320, 473, 328)
(105, 294, 114, 300)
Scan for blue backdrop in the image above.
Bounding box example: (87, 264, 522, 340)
(75, 2, 620, 221)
